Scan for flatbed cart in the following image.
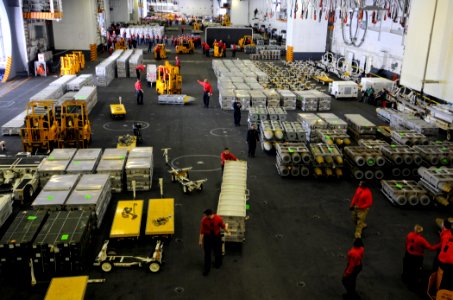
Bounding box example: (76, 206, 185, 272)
(94, 199, 174, 273)
(44, 276, 105, 300)
(168, 166, 207, 193)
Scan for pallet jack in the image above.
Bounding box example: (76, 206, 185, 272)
(93, 199, 174, 273)
(161, 148, 207, 194)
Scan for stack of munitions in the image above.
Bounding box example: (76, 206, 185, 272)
(412, 144, 452, 166)
(277, 89, 296, 110)
(281, 122, 307, 143)
(297, 113, 327, 143)
(116, 49, 134, 78)
(1, 110, 27, 135)
(29, 85, 64, 103)
(66, 148, 102, 174)
(235, 90, 250, 110)
(418, 166, 453, 207)
(390, 130, 429, 146)
(267, 107, 287, 121)
(248, 107, 268, 127)
(426, 104, 453, 133)
(217, 160, 248, 242)
(0, 194, 13, 228)
(66, 74, 94, 91)
(249, 90, 266, 107)
(344, 114, 376, 141)
(309, 143, 344, 178)
(129, 49, 143, 78)
(315, 90, 332, 111)
(95, 50, 123, 87)
(74, 86, 98, 114)
(381, 180, 431, 207)
(358, 139, 389, 149)
(344, 146, 386, 180)
(218, 88, 236, 110)
(125, 147, 154, 191)
(376, 108, 395, 123)
(260, 120, 283, 152)
(379, 108, 439, 136)
(32, 174, 80, 210)
(96, 148, 128, 193)
(0, 211, 48, 284)
(316, 129, 352, 147)
(276, 143, 312, 177)
(65, 174, 111, 228)
(37, 148, 77, 187)
(31, 211, 94, 280)
(263, 89, 280, 107)
(380, 145, 423, 178)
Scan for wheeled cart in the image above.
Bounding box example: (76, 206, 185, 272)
(45, 276, 88, 300)
(94, 199, 174, 273)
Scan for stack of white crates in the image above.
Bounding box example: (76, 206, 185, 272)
(297, 113, 328, 143)
(67, 74, 94, 91)
(74, 86, 97, 114)
(129, 50, 143, 77)
(65, 174, 112, 228)
(37, 149, 77, 187)
(96, 148, 128, 193)
(49, 75, 77, 92)
(125, 147, 153, 192)
(294, 90, 318, 111)
(235, 90, 250, 110)
(249, 90, 266, 107)
(95, 50, 123, 87)
(219, 89, 236, 110)
(117, 50, 134, 78)
(277, 89, 297, 110)
(263, 89, 280, 107)
(66, 148, 102, 174)
(32, 174, 80, 210)
(312, 90, 332, 111)
(217, 160, 248, 243)
(29, 85, 64, 102)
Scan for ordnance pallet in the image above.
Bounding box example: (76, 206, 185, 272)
(345, 159, 385, 180)
(347, 127, 376, 142)
(281, 122, 307, 142)
(381, 180, 431, 206)
(316, 129, 351, 147)
(391, 130, 429, 146)
(309, 143, 343, 168)
(412, 145, 452, 167)
(380, 145, 423, 166)
(358, 139, 389, 149)
(267, 107, 287, 121)
(344, 146, 386, 168)
(317, 113, 347, 130)
(344, 114, 376, 135)
(248, 107, 268, 122)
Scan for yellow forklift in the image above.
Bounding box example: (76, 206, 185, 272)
(20, 100, 59, 153)
(175, 38, 195, 54)
(153, 44, 167, 60)
(58, 100, 91, 148)
(156, 61, 182, 95)
(238, 35, 255, 51)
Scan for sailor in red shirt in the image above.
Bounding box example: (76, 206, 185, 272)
(175, 56, 181, 71)
(220, 148, 237, 169)
(199, 209, 229, 276)
(342, 238, 364, 299)
(135, 64, 145, 80)
(204, 43, 210, 57)
(438, 219, 453, 290)
(134, 79, 144, 105)
(402, 225, 440, 290)
(349, 181, 373, 238)
(197, 79, 213, 108)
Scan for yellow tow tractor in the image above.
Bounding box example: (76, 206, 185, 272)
(156, 61, 182, 95)
(238, 35, 255, 51)
(110, 96, 126, 119)
(175, 38, 195, 54)
(153, 44, 167, 60)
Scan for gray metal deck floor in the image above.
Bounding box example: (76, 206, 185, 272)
(0, 48, 448, 300)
